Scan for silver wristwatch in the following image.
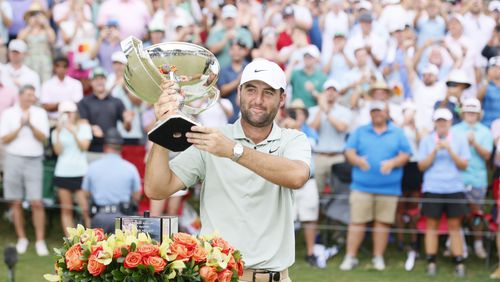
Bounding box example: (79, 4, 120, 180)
(231, 143, 244, 162)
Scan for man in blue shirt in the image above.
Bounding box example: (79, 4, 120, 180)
(478, 56, 500, 128)
(340, 101, 411, 271)
(452, 98, 493, 259)
(217, 40, 250, 123)
(83, 128, 141, 233)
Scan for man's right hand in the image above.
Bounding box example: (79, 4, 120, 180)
(154, 79, 181, 121)
(357, 156, 370, 171)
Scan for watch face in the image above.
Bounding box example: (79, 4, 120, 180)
(234, 143, 243, 154)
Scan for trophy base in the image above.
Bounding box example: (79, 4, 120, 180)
(148, 115, 199, 152)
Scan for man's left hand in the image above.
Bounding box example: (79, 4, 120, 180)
(380, 159, 395, 175)
(186, 126, 234, 158)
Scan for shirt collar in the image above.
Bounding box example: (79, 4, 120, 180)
(368, 121, 395, 134)
(233, 118, 282, 145)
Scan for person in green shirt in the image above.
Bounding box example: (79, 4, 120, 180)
(288, 45, 326, 108)
(205, 4, 253, 69)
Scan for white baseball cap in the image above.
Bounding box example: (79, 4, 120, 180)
(433, 108, 453, 121)
(422, 64, 439, 76)
(8, 39, 27, 53)
(221, 5, 237, 19)
(358, 0, 373, 11)
(239, 59, 286, 90)
(58, 101, 78, 113)
(302, 45, 320, 59)
(323, 79, 340, 91)
(446, 69, 472, 88)
(489, 0, 500, 12)
(111, 51, 127, 64)
(369, 101, 387, 111)
(461, 98, 482, 113)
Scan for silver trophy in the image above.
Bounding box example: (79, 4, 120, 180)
(115, 211, 178, 243)
(121, 36, 220, 151)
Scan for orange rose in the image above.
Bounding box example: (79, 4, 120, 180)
(192, 244, 207, 263)
(173, 233, 198, 249)
(199, 266, 218, 282)
(169, 242, 192, 261)
(65, 244, 85, 271)
(137, 244, 159, 257)
(218, 269, 233, 282)
(143, 256, 167, 273)
(87, 255, 106, 276)
(113, 246, 130, 259)
(124, 252, 142, 269)
(211, 238, 233, 254)
(227, 255, 236, 270)
(93, 228, 106, 241)
(236, 259, 244, 277)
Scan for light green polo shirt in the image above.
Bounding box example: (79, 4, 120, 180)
(170, 119, 311, 271)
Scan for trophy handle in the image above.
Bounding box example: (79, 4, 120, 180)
(148, 115, 200, 152)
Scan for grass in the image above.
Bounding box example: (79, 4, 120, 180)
(0, 209, 498, 282)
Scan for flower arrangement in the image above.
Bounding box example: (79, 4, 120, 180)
(44, 225, 244, 282)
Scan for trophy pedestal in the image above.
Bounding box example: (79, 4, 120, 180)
(148, 115, 199, 152)
(115, 213, 178, 243)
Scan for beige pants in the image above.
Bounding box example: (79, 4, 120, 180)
(239, 269, 291, 282)
(313, 153, 345, 193)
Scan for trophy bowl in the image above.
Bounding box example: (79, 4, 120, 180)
(121, 36, 220, 151)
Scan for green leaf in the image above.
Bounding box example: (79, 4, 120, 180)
(130, 242, 136, 252)
(121, 248, 129, 257)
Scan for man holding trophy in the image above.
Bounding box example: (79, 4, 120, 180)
(120, 36, 311, 281)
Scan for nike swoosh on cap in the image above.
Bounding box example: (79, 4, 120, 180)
(254, 69, 267, 73)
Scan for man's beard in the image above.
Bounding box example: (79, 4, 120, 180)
(240, 104, 279, 128)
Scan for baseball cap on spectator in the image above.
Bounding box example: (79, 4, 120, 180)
(489, 56, 500, 68)
(446, 69, 471, 88)
(461, 98, 481, 113)
(368, 81, 393, 96)
(303, 45, 320, 59)
(111, 51, 127, 64)
(382, 0, 400, 4)
(105, 128, 124, 145)
(489, 0, 500, 12)
(58, 101, 78, 113)
(402, 100, 416, 111)
(221, 5, 237, 19)
(173, 17, 189, 29)
(148, 20, 165, 33)
(333, 31, 346, 38)
(323, 79, 341, 91)
(359, 13, 373, 23)
(90, 67, 107, 79)
(358, 0, 372, 11)
(388, 20, 406, 33)
(289, 99, 306, 110)
(240, 59, 286, 90)
(449, 14, 465, 27)
(231, 37, 252, 49)
(282, 5, 294, 18)
(422, 64, 439, 76)
(433, 108, 453, 121)
(8, 39, 27, 53)
(369, 101, 387, 112)
(106, 18, 119, 27)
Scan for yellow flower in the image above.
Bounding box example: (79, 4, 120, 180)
(95, 241, 113, 265)
(206, 247, 230, 269)
(159, 238, 172, 259)
(66, 224, 85, 241)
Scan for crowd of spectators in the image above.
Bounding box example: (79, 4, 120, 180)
(0, 0, 499, 279)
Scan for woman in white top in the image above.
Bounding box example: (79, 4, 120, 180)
(51, 101, 92, 236)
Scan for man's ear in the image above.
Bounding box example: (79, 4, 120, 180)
(279, 91, 286, 108)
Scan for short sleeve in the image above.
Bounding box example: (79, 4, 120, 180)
(345, 128, 359, 150)
(418, 136, 431, 161)
(77, 123, 93, 141)
(479, 129, 494, 153)
(77, 100, 90, 120)
(398, 129, 412, 154)
(82, 173, 91, 192)
(282, 130, 312, 168)
(170, 146, 206, 188)
(206, 28, 223, 49)
(0, 110, 11, 138)
(336, 106, 353, 125)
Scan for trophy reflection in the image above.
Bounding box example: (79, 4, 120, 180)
(121, 36, 220, 151)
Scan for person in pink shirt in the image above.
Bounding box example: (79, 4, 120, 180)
(96, 0, 150, 40)
(40, 56, 83, 123)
